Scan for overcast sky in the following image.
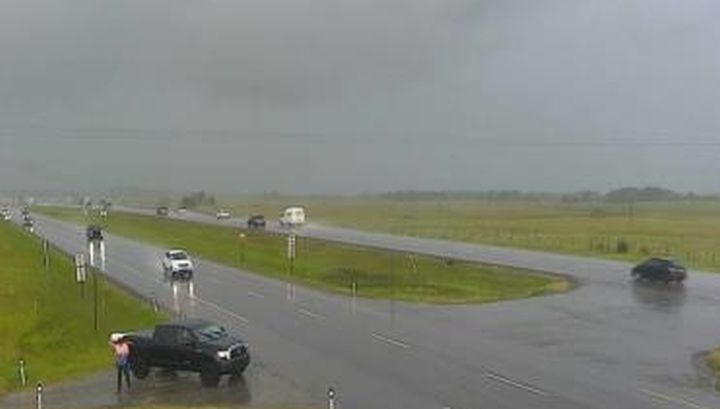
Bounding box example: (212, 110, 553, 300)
(1, 0, 719, 194)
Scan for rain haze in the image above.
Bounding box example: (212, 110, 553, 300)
(1, 0, 719, 194)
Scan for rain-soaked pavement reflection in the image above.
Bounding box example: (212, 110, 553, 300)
(630, 279, 687, 312)
(0, 277, 321, 409)
(0, 363, 320, 409)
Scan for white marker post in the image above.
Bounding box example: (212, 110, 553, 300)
(99, 240, 106, 271)
(327, 387, 336, 409)
(287, 233, 297, 274)
(35, 382, 43, 409)
(286, 233, 297, 301)
(42, 240, 49, 272)
(75, 253, 87, 298)
(18, 359, 26, 386)
(88, 242, 95, 268)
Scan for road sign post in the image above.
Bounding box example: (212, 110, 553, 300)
(287, 233, 296, 275)
(75, 253, 87, 298)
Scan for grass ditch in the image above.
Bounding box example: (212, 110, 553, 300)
(36, 206, 570, 304)
(0, 219, 165, 396)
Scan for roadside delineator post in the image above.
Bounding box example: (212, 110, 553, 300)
(327, 387, 336, 409)
(75, 253, 87, 299)
(18, 359, 26, 386)
(351, 281, 357, 313)
(35, 382, 43, 409)
(150, 292, 160, 312)
(42, 240, 49, 273)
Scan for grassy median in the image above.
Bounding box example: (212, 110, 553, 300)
(36, 206, 569, 304)
(0, 220, 164, 396)
(707, 348, 720, 375)
(197, 197, 720, 272)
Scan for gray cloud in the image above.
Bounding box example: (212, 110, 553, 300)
(1, 0, 720, 193)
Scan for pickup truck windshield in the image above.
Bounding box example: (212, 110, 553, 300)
(196, 325, 227, 341)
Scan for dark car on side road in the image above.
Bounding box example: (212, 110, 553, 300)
(156, 206, 169, 216)
(126, 319, 250, 387)
(247, 215, 266, 229)
(631, 257, 687, 283)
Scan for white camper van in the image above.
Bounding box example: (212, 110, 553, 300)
(280, 206, 306, 227)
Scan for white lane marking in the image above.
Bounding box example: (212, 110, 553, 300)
(370, 332, 410, 349)
(484, 371, 550, 397)
(639, 388, 712, 409)
(248, 290, 266, 298)
(297, 308, 325, 320)
(188, 295, 250, 324)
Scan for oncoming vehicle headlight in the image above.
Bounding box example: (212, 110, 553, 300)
(217, 350, 231, 360)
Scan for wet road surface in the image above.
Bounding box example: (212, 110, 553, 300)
(11, 211, 720, 409)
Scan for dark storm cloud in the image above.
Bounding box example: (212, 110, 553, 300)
(1, 0, 720, 193)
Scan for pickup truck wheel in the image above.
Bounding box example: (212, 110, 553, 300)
(131, 358, 150, 379)
(200, 363, 220, 387)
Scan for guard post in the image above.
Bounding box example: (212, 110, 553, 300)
(35, 382, 43, 409)
(327, 386, 336, 409)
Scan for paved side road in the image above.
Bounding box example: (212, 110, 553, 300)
(21, 209, 720, 409)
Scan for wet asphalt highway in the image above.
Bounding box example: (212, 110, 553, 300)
(21, 210, 720, 409)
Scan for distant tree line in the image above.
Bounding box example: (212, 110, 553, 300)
(179, 191, 216, 209)
(373, 187, 720, 203)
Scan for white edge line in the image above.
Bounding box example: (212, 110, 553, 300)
(193, 297, 250, 324)
(247, 290, 266, 298)
(639, 388, 711, 409)
(298, 308, 325, 320)
(371, 332, 410, 349)
(484, 371, 550, 397)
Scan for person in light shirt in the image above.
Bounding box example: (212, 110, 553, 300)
(109, 333, 132, 393)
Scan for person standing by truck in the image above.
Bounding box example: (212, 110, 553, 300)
(110, 333, 132, 393)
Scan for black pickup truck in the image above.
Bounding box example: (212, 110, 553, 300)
(127, 319, 250, 386)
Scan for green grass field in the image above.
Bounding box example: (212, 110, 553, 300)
(707, 348, 720, 375)
(36, 206, 568, 304)
(0, 220, 164, 396)
(195, 197, 720, 272)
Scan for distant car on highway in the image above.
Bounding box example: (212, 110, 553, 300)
(156, 206, 169, 216)
(86, 225, 104, 241)
(125, 319, 250, 387)
(216, 209, 231, 219)
(22, 217, 34, 232)
(247, 215, 266, 229)
(1, 207, 10, 221)
(162, 249, 194, 280)
(631, 257, 687, 283)
(279, 206, 306, 227)
(177, 206, 188, 215)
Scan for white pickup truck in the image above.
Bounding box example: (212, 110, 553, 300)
(162, 249, 194, 281)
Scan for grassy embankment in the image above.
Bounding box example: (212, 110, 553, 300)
(0, 220, 164, 396)
(199, 197, 720, 272)
(36, 206, 569, 304)
(706, 349, 720, 376)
